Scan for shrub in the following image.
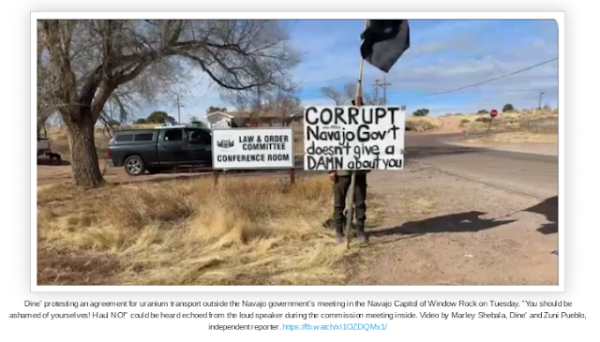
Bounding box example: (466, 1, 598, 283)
(502, 104, 515, 112)
(412, 108, 430, 117)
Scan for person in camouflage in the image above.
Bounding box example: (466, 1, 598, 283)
(328, 170, 370, 244)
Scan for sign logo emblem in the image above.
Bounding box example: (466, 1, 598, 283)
(216, 138, 235, 149)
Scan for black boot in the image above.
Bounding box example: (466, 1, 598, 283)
(356, 224, 369, 244)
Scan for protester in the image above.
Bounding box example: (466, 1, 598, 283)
(329, 169, 370, 244)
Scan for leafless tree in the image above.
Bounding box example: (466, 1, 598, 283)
(361, 92, 378, 105)
(205, 106, 227, 114)
(343, 82, 357, 102)
(222, 91, 249, 113)
(223, 84, 270, 113)
(38, 20, 299, 187)
(321, 81, 378, 105)
(269, 90, 303, 126)
(320, 86, 344, 105)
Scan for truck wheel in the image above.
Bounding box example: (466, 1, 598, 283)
(124, 155, 146, 176)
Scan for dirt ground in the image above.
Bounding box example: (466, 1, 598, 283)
(432, 116, 464, 133)
(37, 158, 213, 186)
(349, 162, 557, 285)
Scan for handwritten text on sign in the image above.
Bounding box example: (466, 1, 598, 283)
(303, 106, 405, 171)
(212, 128, 294, 170)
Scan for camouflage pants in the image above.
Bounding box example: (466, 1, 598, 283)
(332, 174, 367, 232)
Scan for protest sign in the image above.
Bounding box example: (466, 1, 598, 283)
(303, 106, 405, 171)
(212, 128, 294, 170)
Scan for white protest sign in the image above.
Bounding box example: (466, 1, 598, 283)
(211, 128, 294, 170)
(303, 106, 405, 171)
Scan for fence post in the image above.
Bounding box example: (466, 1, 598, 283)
(487, 117, 494, 135)
(289, 168, 295, 185)
(212, 170, 219, 187)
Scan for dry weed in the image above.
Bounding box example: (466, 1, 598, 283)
(450, 109, 558, 133)
(37, 175, 368, 285)
(406, 117, 443, 132)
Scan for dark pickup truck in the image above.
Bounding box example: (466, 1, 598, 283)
(108, 126, 213, 176)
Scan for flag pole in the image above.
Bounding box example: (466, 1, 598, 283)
(345, 20, 368, 249)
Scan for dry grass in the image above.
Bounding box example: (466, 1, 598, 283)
(450, 109, 559, 133)
(463, 132, 558, 144)
(405, 117, 443, 132)
(37, 176, 381, 285)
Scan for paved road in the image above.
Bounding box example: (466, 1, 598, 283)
(403, 132, 559, 199)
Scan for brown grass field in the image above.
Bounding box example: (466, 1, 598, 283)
(453, 108, 559, 133)
(37, 175, 382, 286)
(405, 116, 444, 132)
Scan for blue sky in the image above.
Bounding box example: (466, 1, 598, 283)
(148, 19, 558, 121)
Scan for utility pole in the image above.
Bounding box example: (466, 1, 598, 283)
(176, 94, 181, 124)
(373, 79, 380, 104)
(538, 92, 545, 109)
(380, 76, 391, 105)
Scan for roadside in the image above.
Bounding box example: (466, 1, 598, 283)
(37, 128, 559, 286)
(37, 159, 558, 286)
(349, 162, 558, 286)
(450, 131, 558, 157)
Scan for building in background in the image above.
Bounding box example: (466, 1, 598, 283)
(206, 111, 235, 129)
(205, 110, 303, 129)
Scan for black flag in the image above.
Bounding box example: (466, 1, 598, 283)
(360, 20, 410, 73)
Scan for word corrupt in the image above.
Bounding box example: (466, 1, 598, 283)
(303, 106, 405, 171)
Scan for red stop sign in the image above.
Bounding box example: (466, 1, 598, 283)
(490, 109, 498, 118)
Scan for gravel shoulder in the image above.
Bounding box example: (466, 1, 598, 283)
(349, 162, 558, 286)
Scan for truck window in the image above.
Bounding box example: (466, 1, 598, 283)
(163, 129, 183, 142)
(134, 133, 154, 141)
(115, 134, 134, 142)
(186, 129, 211, 144)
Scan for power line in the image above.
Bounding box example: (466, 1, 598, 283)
(383, 89, 558, 102)
(424, 57, 558, 97)
(302, 57, 558, 104)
